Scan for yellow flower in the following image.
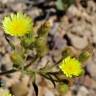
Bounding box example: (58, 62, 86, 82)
(0, 88, 13, 96)
(59, 56, 83, 78)
(2, 12, 33, 36)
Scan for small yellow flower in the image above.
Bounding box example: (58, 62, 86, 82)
(0, 88, 13, 96)
(2, 12, 33, 36)
(59, 56, 83, 78)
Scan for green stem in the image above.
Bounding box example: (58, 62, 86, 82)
(39, 57, 63, 73)
(0, 69, 17, 75)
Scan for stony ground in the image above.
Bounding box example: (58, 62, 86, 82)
(0, 0, 96, 96)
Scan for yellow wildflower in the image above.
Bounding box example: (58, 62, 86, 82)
(59, 56, 83, 78)
(2, 12, 33, 36)
(0, 88, 13, 96)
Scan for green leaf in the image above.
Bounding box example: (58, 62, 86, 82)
(56, 0, 75, 11)
(21, 36, 36, 49)
(56, 0, 64, 10)
(35, 37, 49, 56)
(11, 51, 24, 66)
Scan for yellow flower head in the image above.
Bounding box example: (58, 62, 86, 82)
(2, 12, 33, 36)
(0, 88, 13, 96)
(59, 56, 83, 78)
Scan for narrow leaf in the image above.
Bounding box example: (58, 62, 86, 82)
(48, 74, 56, 88)
(32, 82, 38, 96)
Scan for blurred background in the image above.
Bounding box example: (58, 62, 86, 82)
(0, 0, 96, 96)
